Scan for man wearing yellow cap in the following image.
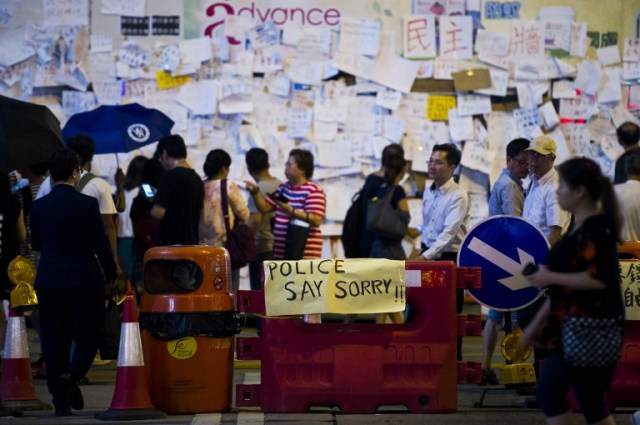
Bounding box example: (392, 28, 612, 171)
(523, 135, 570, 246)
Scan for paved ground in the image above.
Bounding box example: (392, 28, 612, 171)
(1, 308, 636, 424)
(3, 357, 637, 424)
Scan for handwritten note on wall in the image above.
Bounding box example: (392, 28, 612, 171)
(403, 15, 436, 59)
(427, 95, 456, 121)
(338, 17, 380, 57)
(439, 16, 473, 60)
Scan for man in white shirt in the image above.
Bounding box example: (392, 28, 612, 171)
(522, 135, 570, 245)
(615, 154, 640, 241)
(415, 143, 469, 361)
(416, 144, 469, 262)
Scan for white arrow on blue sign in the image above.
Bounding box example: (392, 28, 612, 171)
(457, 216, 549, 311)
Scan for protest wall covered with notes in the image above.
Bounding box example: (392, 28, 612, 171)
(1, 0, 640, 257)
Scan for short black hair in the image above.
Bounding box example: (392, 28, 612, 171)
(617, 122, 640, 147)
(506, 138, 530, 158)
(161, 135, 187, 159)
(432, 143, 462, 167)
(142, 158, 165, 188)
(49, 149, 80, 182)
(246, 148, 269, 173)
(66, 134, 95, 165)
(289, 149, 314, 179)
(203, 149, 231, 179)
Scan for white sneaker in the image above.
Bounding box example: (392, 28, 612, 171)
(630, 410, 640, 425)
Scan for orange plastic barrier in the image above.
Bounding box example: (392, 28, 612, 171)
(236, 261, 481, 413)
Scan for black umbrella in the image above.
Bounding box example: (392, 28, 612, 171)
(0, 95, 65, 173)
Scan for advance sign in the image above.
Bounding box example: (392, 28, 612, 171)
(458, 216, 549, 311)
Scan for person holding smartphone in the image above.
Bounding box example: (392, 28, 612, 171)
(245, 149, 326, 323)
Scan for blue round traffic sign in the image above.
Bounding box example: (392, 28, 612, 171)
(457, 216, 549, 311)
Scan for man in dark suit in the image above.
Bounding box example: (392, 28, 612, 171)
(30, 149, 117, 416)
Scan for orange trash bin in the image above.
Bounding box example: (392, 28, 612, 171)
(139, 246, 240, 414)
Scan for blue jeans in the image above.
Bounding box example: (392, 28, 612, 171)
(487, 309, 519, 328)
(537, 352, 616, 423)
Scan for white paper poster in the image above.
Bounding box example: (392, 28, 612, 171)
(456, 94, 492, 117)
(371, 52, 419, 94)
(474, 30, 510, 57)
(338, 17, 381, 57)
(510, 20, 545, 59)
(439, 16, 473, 60)
(402, 15, 436, 59)
(474, 67, 508, 97)
(101, 0, 145, 16)
(623, 38, 640, 62)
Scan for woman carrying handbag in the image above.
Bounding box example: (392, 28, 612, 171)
(199, 149, 250, 292)
(523, 158, 624, 425)
(366, 152, 409, 324)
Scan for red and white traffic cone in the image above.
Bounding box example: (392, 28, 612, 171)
(0, 304, 51, 410)
(95, 291, 164, 421)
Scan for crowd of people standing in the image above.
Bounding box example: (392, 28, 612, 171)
(2, 120, 640, 422)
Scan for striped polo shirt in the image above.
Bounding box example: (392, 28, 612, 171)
(265, 180, 326, 259)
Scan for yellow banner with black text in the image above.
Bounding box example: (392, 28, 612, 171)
(263, 259, 406, 316)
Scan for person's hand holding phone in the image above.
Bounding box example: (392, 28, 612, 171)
(141, 183, 155, 199)
(522, 263, 553, 289)
(270, 192, 288, 204)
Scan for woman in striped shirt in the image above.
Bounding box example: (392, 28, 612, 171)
(246, 149, 326, 261)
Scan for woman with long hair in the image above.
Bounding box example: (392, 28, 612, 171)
(116, 155, 148, 280)
(198, 149, 250, 291)
(524, 157, 624, 425)
(369, 151, 409, 325)
(369, 152, 410, 261)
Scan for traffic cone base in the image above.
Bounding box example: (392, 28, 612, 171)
(0, 306, 51, 411)
(110, 366, 154, 409)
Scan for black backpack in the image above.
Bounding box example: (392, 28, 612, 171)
(341, 192, 362, 258)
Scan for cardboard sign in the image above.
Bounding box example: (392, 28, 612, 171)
(452, 68, 491, 92)
(263, 259, 406, 316)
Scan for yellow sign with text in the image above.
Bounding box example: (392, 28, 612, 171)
(427, 95, 456, 121)
(155, 71, 191, 90)
(263, 258, 405, 316)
